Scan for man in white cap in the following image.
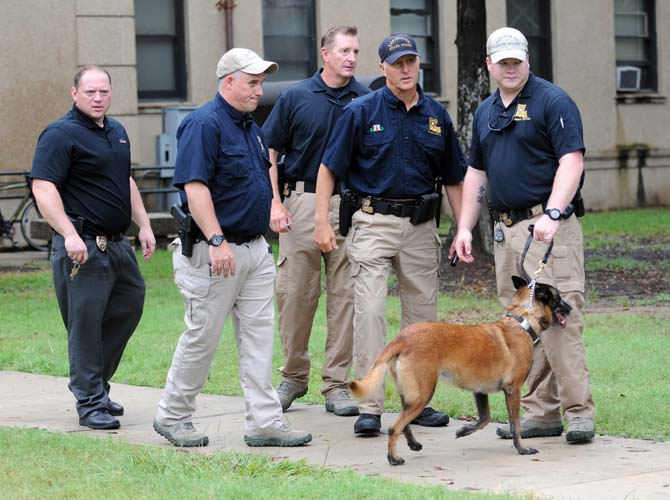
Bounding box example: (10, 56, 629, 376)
(454, 27, 595, 444)
(154, 48, 312, 448)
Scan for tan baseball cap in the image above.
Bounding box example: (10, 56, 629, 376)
(215, 48, 278, 78)
(486, 27, 528, 63)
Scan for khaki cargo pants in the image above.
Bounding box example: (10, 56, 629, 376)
(494, 209, 595, 423)
(346, 210, 441, 415)
(276, 191, 354, 398)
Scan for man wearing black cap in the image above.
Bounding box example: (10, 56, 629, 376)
(153, 48, 311, 448)
(314, 34, 465, 435)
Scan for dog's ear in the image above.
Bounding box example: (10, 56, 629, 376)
(512, 276, 528, 290)
(534, 282, 557, 304)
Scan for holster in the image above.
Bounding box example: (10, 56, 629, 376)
(410, 192, 441, 226)
(170, 204, 200, 257)
(338, 190, 357, 237)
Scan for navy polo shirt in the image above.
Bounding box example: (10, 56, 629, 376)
(31, 105, 132, 235)
(469, 73, 585, 211)
(173, 93, 272, 236)
(261, 70, 369, 182)
(322, 86, 465, 198)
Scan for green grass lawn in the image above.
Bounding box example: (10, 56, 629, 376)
(1, 207, 668, 499)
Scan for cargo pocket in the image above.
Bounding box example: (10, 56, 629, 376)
(552, 245, 571, 281)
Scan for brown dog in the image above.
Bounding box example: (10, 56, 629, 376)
(349, 276, 572, 465)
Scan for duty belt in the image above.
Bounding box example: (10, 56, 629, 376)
(80, 232, 125, 252)
(490, 206, 538, 227)
(358, 196, 417, 218)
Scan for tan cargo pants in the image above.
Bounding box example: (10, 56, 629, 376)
(494, 209, 595, 423)
(346, 210, 441, 414)
(276, 191, 354, 398)
(156, 238, 285, 435)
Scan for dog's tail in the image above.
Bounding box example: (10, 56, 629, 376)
(349, 341, 404, 400)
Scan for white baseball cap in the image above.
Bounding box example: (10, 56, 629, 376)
(216, 48, 278, 78)
(486, 27, 528, 63)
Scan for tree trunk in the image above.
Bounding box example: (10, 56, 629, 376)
(455, 0, 493, 255)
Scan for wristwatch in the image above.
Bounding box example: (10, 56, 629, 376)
(207, 234, 225, 247)
(544, 208, 562, 221)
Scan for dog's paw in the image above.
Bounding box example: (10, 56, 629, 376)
(408, 441, 422, 451)
(456, 425, 474, 438)
(519, 447, 539, 455)
(387, 454, 405, 466)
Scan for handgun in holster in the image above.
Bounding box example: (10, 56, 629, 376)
(170, 204, 200, 257)
(410, 192, 442, 226)
(338, 184, 357, 237)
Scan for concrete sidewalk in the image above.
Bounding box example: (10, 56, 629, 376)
(2, 371, 669, 499)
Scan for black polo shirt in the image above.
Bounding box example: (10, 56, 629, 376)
(31, 105, 132, 235)
(173, 93, 272, 237)
(261, 70, 370, 183)
(323, 86, 465, 198)
(469, 73, 585, 211)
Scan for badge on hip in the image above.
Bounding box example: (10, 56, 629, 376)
(96, 236, 108, 252)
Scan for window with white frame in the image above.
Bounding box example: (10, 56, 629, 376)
(135, 0, 186, 100)
(615, 0, 657, 92)
(262, 0, 317, 81)
(390, 0, 440, 95)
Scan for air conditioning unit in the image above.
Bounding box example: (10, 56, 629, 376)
(616, 66, 641, 92)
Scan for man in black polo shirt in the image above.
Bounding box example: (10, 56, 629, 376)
(454, 27, 595, 444)
(261, 25, 369, 416)
(31, 65, 156, 430)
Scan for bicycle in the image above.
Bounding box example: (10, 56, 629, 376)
(0, 172, 49, 251)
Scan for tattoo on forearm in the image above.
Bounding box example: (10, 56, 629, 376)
(476, 186, 486, 204)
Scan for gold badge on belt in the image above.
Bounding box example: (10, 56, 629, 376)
(96, 236, 108, 252)
(501, 213, 513, 227)
(361, 198, 374, 214)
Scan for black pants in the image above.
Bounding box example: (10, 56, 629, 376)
(51, 234, 146, 417)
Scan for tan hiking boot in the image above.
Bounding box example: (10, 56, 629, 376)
(276, 380, 307, 411)
(565, 417, 595, 443)
(244, 423, 312, 447)
(325, 390, 359, 416)
(153, 418, 209, 447)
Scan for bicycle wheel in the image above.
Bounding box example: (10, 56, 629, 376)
(20, 200, 49, 251)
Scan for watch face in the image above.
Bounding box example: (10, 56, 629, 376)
(209, 234, 224, 246)
(547, 208, 561, 220)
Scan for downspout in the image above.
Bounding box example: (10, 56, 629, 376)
(215, 0, 237, 50)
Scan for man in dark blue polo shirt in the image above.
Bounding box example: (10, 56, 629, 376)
(154, 48, 311, 448)
(31, 65, 156, 430)
(261, 25, 369, 417)
(314, 34, 465, 435)
(454, 27, 595, 444)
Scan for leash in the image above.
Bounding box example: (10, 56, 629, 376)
(519, 224, 553, 310)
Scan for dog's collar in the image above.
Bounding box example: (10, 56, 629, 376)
(505, 313, 540, 344)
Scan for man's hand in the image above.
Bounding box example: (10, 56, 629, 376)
(138, 226, 156, 260)
(532, 215, 560, 243)
(314, 221, 338, 253)
(209, 242, 236, 277)
(454, 228, 475, 264)
(269, 198, 292, 233)
(64, 233, 88, 264)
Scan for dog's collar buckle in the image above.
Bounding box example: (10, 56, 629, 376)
(505, 313, 540, 344)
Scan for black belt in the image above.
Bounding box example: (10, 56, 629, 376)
(358, 196, 418, 218)
(196, 231, 260, 246)
(81, 232, 125, 242)
(490, 207, 536, 227)
(284, 180, 317, 194)
(283, 180, 339, 197)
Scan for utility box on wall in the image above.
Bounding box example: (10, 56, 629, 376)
(156, 106, 196, 207)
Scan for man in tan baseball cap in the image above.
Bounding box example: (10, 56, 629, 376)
(154, 49, 312, 449)
(216, 48, 278, 79)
